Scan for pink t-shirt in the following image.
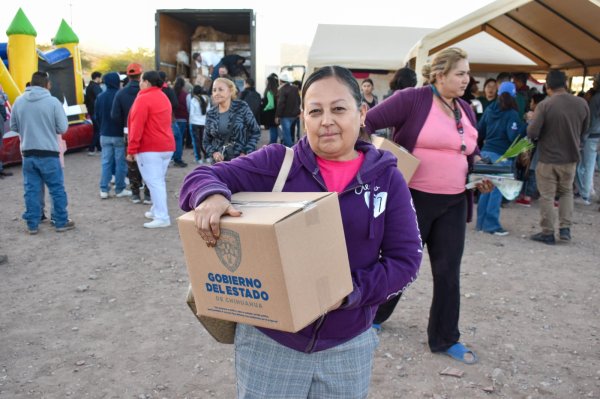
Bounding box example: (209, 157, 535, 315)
(409, 101, 478, 194)
(316, 151, 365, 192)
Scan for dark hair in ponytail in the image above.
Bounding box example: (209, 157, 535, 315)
(142, 71, 164, 88)
(174, 77, 186, 95)
(389, 67, 417, 91)
(497, 92, 518, 112)
(192, 85, 208, 114)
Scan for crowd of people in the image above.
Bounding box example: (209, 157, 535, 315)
(464, 69, 596, 243)
(8, 64, 306, 230)
(2, 46, 599, 398)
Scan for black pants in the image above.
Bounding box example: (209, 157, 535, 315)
(88, 116, 101, 152)
(183, 124, 193, 148)
(191, 124, 206, 160)
(374, 189, 467, 353)
(127, 160, 149, 198)
(124, 135, 149, 198)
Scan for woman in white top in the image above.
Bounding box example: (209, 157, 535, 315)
(187, 85, 211, 163)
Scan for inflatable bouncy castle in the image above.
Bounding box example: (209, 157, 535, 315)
(1, 8, 92, 166)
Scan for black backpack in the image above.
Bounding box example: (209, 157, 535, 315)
(240, 89, 261, 124)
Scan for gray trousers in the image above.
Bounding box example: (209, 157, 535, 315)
(235, 324, 378, 399)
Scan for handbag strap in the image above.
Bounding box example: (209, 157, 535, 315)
(272, 147, 294, 192)
(431, 84, 467, 154)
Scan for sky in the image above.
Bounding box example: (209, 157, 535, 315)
(1, 0, 496, 88)
(1, 0, 496, 52)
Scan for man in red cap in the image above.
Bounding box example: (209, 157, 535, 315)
(111, 62, 151, 204)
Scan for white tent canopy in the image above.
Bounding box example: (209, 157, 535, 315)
(405, 0, 600, 78)
(452, 31, 538, 66)
(307, 24, 434, 72)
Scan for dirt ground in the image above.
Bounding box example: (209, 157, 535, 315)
(1, 136, 599, 399)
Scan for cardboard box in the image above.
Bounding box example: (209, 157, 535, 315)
(371, 135, 420, 182)
(178, 192, 353, 333)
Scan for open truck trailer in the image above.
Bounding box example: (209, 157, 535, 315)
(155, 9, 256, 90)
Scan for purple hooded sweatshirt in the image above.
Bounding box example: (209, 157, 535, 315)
(180, 137, 423, 353)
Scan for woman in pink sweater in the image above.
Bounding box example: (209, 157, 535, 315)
(365, 48, 492, 365)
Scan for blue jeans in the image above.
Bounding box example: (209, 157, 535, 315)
(100, 136, 127, 193)
(190, 124, 203, 161)
(39, 184, 55, 221)
(576, 136, 599, 200)
(292, 118, 301, 142)
(171, 121, 184, 162)
(476, 151, 510, 233)
(280, 117, 296, 147)
(523, 149, 539, 198)
(268, 126, 280, 144)
(22, 156, 68, 229)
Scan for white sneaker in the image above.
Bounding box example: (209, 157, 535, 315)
(144, 211, 154, 220)
(575, 197, 591, 206)
(143, 219, 170, 228)
(100, 191, 109, 199)
(116, 189, 132, 198)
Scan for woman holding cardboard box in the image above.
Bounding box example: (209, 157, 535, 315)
(364, 47, 493, 365)
(180, 66, 422, 398)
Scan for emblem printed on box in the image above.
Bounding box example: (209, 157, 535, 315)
(215, 229, 242, 272)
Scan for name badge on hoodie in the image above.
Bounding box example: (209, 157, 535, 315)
(356, 184, 388, 218)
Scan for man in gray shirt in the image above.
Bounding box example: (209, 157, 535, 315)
(10, 72, 75, 234)
(527, 70, 590, 245)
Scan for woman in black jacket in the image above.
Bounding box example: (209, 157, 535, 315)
(262, 73, 280, 144)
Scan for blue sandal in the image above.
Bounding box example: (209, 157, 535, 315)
(445, 343, 478, 365)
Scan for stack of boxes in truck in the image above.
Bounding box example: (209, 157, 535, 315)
(155, 9, 255, 90)
(190, 26, 252, 92)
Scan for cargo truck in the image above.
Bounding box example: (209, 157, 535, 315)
(155, 9, 255, 91)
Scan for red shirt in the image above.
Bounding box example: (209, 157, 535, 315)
(127, 87, 176, 154)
